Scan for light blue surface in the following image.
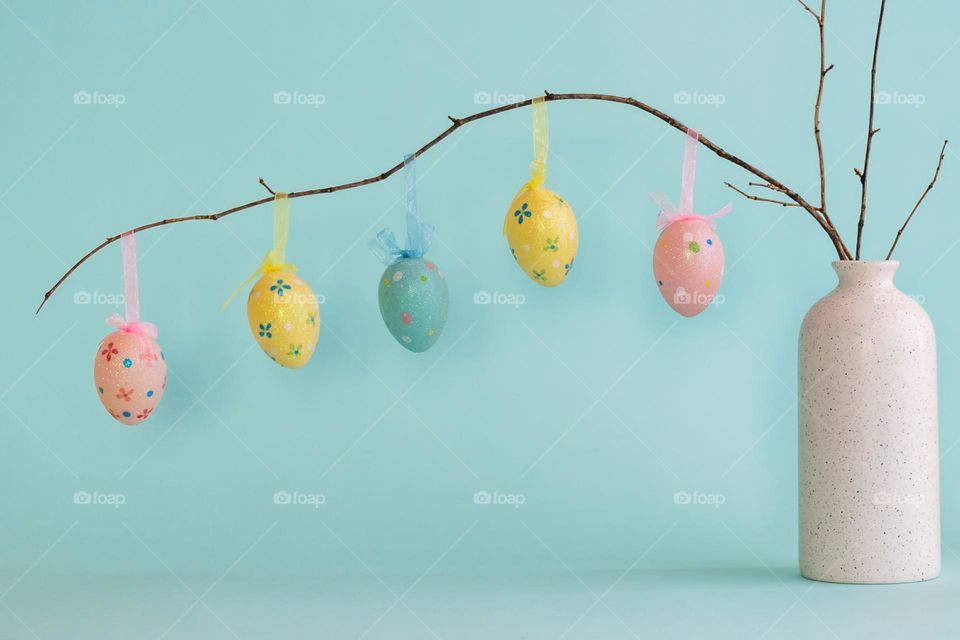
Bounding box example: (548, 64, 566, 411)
(1, 0, 958, 637)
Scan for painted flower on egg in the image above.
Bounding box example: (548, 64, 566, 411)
(652, 219, 724, 317)
(247, 270, 320, 368)
(378, 257, 448, 352)
(504, 185, 578, 287)
(93, 331, 166, 426)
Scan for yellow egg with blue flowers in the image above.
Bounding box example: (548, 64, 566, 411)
(504, 184, 578, 286)
(246, 270, 320, 368)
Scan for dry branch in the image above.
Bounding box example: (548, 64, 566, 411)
(855, 0, 887, 259)
(886, 141, 948, 260)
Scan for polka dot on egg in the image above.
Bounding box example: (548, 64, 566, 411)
(543, 210, 553, 219)
(402, 336, 412, 344)
(401, 312, 412, 325)
(98, 387, 104, 394)
(683, 232, 694, 242)
(146, 390, 154, 397)
(122, 358, 133, 368)
(393, 271, 404, 282)
(122, 411, 131, 418)
(552, 259, 560, 268)
(706, 238, 713, 246)
(420, 275, 427, 282)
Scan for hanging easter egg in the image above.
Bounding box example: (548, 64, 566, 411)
(378, 257, 448, 352)
(504, 184, 578, 286)
(93, 231, 166, 426)
(94, 328, 166, 425)
(370, 153, 449, 353)
(503, 96, 577, 287)
(651, 128, 731, 318)
(653, 220, 725, 317)
(247, 270, 320, 368)
(225, 193, 321, 368)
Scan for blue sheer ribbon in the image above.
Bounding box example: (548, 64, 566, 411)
(369, 154, 435, 265)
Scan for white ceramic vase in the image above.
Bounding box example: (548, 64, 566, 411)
(798, 261, 940, 583)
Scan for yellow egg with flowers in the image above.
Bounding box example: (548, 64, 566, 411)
(504, 184, 578, 286)
(246, 270, 320, 368)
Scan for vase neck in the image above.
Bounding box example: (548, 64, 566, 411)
(832, 260, 900, 288)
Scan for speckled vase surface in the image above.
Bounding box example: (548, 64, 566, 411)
(799, 261, 940, 584)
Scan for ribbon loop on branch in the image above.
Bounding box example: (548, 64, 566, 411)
(526, 96, 548, 188)
(107, 231, 158, 356)
(369, 154, 434, 266)
(652, 128, 732, 231)
(223, 192, 296, 309)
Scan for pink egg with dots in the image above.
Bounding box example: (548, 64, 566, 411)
(652, 218, 724, 317)
(93, 331, 166, 426)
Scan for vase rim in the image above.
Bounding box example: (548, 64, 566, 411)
(831, 260, 900, 266)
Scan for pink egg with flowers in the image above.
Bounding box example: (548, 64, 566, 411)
(93, 330, 166, 426)
(652, 218, 724, 317)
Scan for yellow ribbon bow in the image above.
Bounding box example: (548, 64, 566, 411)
(222, 192, 297, 310)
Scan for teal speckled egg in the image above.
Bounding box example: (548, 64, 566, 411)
(377, 257, 449, 352)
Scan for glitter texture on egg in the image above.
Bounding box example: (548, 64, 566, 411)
(504, 184, 578, 287)
(93, 330, 166, 426)
(378, 257, 449, 352)
(247, 270, 320, 368)
(652, 219, 725, 317)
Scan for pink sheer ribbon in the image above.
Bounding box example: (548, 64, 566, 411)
(106, 232, 158, 354)
(652, 128, 732, 231)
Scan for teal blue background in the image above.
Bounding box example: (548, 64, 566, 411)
(2, 1, 959, 637)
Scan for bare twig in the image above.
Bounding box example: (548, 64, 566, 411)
(725, 182, 800, 207)
(855, 0, 887, 259)
(36, 91, 852, 313)
(804, 0, 850, 258)
(797, 0, 820, 20)
(885, 140, 948, 260)
(258, 178, 275, 195)
(748, 181, 791, 195)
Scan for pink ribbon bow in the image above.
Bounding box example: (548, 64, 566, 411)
(106, 314, 158, 340)
(652, 128, 732, 231)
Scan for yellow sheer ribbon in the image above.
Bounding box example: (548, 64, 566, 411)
(222, 192, 296, 310)
(525, 96, 548, 189)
